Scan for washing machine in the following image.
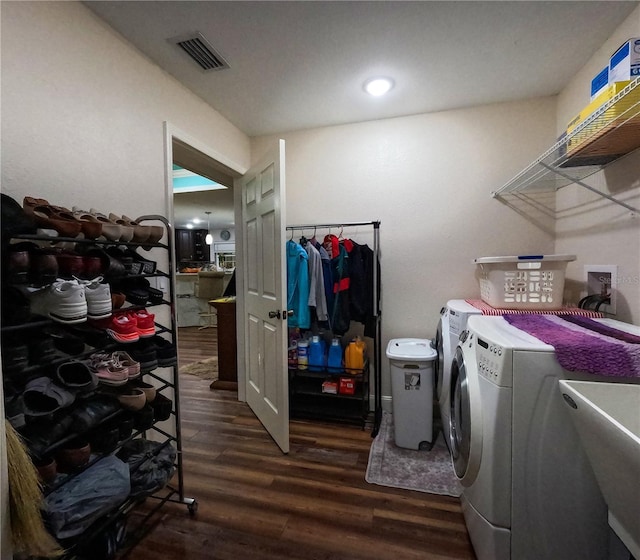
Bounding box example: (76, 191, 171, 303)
(449, 314, 640, 560)
(434, 300, 482, 449)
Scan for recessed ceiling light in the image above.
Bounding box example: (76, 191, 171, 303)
(364, 77, 394, 96)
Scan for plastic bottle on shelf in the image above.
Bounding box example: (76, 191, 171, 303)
(308, 335, 325, 372)
(288, 327, 301, 368)
(297, 339, 309, 370)
(327, 338, 343, 373)
(345, 337, 366, 374)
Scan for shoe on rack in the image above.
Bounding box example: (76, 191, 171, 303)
(56, 438, 91, 472)
(47, 327, 86, 356)
(133, 402, 154, 430)
(34, 456, 58, 485)
(125, 340, 157, 373)
(56, 360, 98, 396)
(128, 309, 155, 338)
(55, 252, 84, 279)
(28, 332, 60, 365)
(129, 380, 156, 402)
(25, 204, 82, 238)
(89, 425, 120, 454)
(71, 395, 121, 433)
(111, 291, 126, 309)
(72, 207, 122, 242)
(23, 376, 76, 418)
(112, 214, 150, 244)
(86, 352, 129, 386)
(115, 387, 146, 412)
(20, 413, 75, 459)
(100, 212, 135, 243)
(111, 350, 141, 380)
(5, 248, 30, 284)
(81, 277, 112, 320)
(150, 392, 173, 422)
(90, 208, 134, 242)
(150, 335, 177, 367)
(105, 313, 139, 344)
(122, 215, 164, 245)
(38, 279, 88, 324)
(30, 249, 59, 286)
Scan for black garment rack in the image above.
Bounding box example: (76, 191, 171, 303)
(286, 220, 382, 437)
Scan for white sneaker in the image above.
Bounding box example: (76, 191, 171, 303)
(46, 279, 87, 324)
(80, 277, 112, 320)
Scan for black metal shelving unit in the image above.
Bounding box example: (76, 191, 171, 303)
(1, 214, 196, 559)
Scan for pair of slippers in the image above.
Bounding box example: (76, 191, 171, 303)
(23, 361, 98, 417)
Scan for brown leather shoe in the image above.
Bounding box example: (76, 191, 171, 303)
(26, 205, 82, 238)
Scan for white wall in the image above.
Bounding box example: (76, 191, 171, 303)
(253, 97, 557, 396)
(1, 1, 250, 216)
(555, 6, 640, 323)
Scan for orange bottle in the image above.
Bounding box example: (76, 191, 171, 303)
(345, 337, 366, 374)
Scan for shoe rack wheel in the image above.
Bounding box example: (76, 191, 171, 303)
(187, 499, 198, 516)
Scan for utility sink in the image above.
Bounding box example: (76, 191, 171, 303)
(559, 380, 640, 559)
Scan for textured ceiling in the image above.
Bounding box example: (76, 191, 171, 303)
(85, 1, 638, 230)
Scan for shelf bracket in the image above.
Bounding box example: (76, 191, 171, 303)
(539, 162, 639, 214)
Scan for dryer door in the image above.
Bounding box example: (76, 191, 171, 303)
(449, 343, 482, 486)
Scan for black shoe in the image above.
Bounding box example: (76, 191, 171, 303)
(56, 361, 98, 396)
(150, 336, 177, 368)
(47, 327, 86, 356)
(28, 332, 60, 365)
(125, 341, 157, 372)
(151, 393, 173, 422)
(71, 395, 121, 433)
(133, 403, 155, 431)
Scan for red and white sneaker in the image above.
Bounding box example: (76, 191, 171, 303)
(128, 309, 155, 338)
(106, 313, 139, 343)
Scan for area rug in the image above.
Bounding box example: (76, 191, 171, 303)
(178, 356, 219, 381)
(365, 411, 462, 497)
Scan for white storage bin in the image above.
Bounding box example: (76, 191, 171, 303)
(474, 254, 576, 310)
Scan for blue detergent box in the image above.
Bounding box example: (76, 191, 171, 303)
(590, 66, 609, 100)
(609, 37, 640, 83)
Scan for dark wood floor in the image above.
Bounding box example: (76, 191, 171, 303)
(120, 327, 475, 560)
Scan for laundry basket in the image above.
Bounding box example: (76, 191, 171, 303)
(474, 254, 576, 309)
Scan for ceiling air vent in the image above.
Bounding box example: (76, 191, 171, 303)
(170, 32, 229, 71)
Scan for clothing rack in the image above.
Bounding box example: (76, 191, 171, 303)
(286, 221, 382, 437)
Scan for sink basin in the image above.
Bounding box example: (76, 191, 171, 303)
(558, 380, 640, 559)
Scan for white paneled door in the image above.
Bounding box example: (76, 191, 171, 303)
(238, 140, 289, 453)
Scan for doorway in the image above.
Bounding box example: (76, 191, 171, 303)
(163, 124, 246, 401)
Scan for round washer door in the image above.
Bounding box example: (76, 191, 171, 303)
(449, 343, 482, 486)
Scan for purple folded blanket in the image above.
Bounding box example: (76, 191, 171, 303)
(504, 314, 640, 378)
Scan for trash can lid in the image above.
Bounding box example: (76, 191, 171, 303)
(386, 338, 437, 361)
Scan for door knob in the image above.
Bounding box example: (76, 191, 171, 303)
(286, 310, 294, 317)
(268, 310, 281, 319)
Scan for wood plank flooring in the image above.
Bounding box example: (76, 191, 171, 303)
(119, 327, 475, 560)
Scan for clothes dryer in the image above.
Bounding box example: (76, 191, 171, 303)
(434, 300, 482, 449)
(449, 315, 640, 560)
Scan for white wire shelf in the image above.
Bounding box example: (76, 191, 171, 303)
(493, 78, 640, 213)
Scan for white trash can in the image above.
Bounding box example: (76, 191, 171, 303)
(386, 338, 437, 450)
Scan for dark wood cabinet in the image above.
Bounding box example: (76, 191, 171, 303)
(175, 229, 208, 265)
